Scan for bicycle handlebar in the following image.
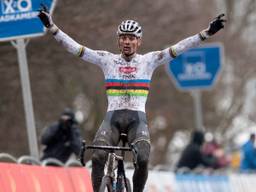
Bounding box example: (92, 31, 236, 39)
(79, 140, 138, 167)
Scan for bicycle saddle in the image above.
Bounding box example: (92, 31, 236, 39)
(120, 133, 128, 146)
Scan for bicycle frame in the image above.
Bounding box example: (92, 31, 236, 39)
(105, 152, 122, 178)
(79, 139, 137, 192)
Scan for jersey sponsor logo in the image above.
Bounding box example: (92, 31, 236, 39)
(113, 59, 125, 65)
(119, 66, 137, 74)
(96, 51, 106, 57)
(122, 74, 135, 79)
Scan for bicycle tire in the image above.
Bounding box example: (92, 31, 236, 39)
(99, 176, 113, 192)
(124, 178, 132, 192)
(116, 177, 131, 192)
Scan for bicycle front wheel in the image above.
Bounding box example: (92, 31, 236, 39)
(116, 177, 131, 192)
(124, 178, 132, 192)
(99, 176, 113, 192)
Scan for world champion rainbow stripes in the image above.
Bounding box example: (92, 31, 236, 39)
(105, 79, 150, 97)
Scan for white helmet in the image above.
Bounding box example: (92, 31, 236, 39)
(117, 20, 142, 38)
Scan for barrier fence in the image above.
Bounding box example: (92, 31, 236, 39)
(127, 170, 256, 192)
(0, 163, 93, 192)
(121, 170, 240, 192)
(1, 162, 256, 192)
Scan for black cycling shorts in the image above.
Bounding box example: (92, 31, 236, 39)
(93, 109, 150, 146)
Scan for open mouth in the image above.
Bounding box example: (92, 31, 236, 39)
(123, 47, 131, 51)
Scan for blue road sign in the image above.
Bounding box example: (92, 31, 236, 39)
(0, 0, 56, 41)
(166, 44, 223, 90)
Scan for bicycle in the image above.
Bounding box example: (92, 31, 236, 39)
(79, 133, 137, 192)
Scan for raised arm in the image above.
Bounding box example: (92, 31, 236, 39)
(37, 4, 107, 66)
(170, 14, 226, 58)
(147, 14, 226, 69)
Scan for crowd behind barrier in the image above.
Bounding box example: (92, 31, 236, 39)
(1, 153, 256, 192)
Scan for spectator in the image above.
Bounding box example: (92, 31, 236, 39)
(40, 109, 82, 163)
(230, 149, 241, 170)
(176, 130, 215, 170)
(202, 139, 230, 169)
(240, 133, 256, 172)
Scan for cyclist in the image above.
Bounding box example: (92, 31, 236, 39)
(38, 7, 225, 192)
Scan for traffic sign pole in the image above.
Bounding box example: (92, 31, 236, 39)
(191, 90, 204, 131)
(12, 39, 39, 159)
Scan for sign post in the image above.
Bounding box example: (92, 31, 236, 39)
(12, 38, 38, 157)
(0, 0, 56, 158)
(191, 90, 203, 131)
(166, 44, 223, 131)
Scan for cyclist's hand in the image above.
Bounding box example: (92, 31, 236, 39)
(200, 14, 226, 40)
(207, 13, 226, 35)
(38, 4, 53, 28)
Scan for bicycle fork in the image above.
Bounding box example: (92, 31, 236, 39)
(116, 159, 128, 192)
(105, 153, 128, 191)
(105, 153, 116, 178)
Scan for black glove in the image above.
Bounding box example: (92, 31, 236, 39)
(38, 4, 53, 28)
(199, 13, 226, 40)
(207, 13, 226, 36)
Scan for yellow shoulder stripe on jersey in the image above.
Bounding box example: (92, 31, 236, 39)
(77, 46, 85, 57)
(170, 47, 177, 58)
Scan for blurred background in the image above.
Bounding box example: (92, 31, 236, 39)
(1, 0, 256, 169)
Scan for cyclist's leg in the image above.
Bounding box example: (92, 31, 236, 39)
(128, 111, 151, 192)
(132, 140, 150, 192)
(91, 140, 109, 192)
(91, 111, 119, 192)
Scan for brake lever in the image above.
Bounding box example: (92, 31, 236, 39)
(79, 140, 86, 166)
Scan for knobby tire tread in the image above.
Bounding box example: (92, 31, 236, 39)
(124, 178, 132, 192)
(99, 176, 113, 192)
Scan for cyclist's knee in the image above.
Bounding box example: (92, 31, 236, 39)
(134, 141, 150, 167)
(92, 150, 107, 162)
(92, 142, 108, 165)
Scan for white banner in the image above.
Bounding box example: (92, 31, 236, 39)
(91, 168, 256, 192)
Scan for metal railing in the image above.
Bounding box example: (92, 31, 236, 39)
(0, 152, 83, 167)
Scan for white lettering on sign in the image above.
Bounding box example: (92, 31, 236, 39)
(0, 11, 37, 22)
(2, 0, 32, 14)
(178, 51, 212, 81)
(178, 62, 211, 80)
(185, 62, 206, 76)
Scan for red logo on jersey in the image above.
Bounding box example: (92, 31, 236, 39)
(119, 67, 137, 74)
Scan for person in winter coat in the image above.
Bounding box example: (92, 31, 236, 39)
(176, 130, 215, 170)
(202, 139, 230, 169)
(240, 133, 256, 172)
(40, 109, 82, 163)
